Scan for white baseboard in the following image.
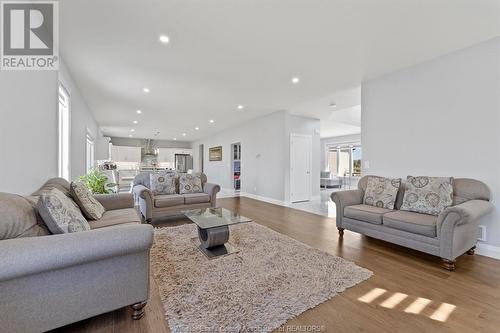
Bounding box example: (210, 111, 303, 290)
(239, 192, 287, 207)
(476, 243, 500, 260)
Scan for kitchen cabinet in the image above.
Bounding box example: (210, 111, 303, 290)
(111, 145, 141, 162)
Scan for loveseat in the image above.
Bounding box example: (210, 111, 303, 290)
(332, 176, 493, 270)
(0, 178, 153, 333)
(132, 172, 220, 222)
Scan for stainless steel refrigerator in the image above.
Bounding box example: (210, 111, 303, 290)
(175, 154, 193, 172)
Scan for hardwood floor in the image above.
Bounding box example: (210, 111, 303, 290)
(55, 197, 500, 333)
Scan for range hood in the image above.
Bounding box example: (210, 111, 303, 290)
(142, 139, 157, 156)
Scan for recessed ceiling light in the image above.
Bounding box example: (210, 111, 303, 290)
(173, 137, 177, 141)
(129, 134, 133, 137)
(237, 105, 244, 110)
(329, 102, 337, 108)
(133, 120, 138, 124)
(195, 127, 199, 130)
(182, 133, 187, 136)
(130, 129, 135, 132)
(136, 110, 142, 114)
(209, 119, 215, 123)
(143, 88, 150, 93)
(291, 77, 300, 84)
(159, 35, 170, 44)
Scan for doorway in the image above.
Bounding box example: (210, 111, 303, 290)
(199, 144, 204, 173)
(231, 143, 241, 191)
(290, 134, 312, 203)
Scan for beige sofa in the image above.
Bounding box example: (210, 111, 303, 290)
(0, 178, 153, 333)
(132, 172, 220, 222)
(332, 176, 493, 270)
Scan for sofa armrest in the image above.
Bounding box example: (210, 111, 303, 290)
(438, 200, 493, 260)
(133, 185, 154, 221)
(204, 182, 221, 206)
(94, 193, 134, 210)
(331, 189, 364, 228)
(0, 224, 153, 282)
(438, 200, 493, 237)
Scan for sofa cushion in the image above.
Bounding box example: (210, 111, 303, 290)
(88, 208, 141, 229)
(154, 194, 184, 208)
(0, 193, 50, 240)
(344, 204, 393, 225)
(150, 171, 177, 195)
(400, 176, 453, 216)
(32, 177, 82, 213)
(183, 193, 210, 204)
(179, 173, 203, 194)
(383, 210, 437, 237)
(70, 181, 105, 220)
(363, 176, 401, 209)
(37, 188, 90, 234)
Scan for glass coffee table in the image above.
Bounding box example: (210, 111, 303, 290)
(183, 207, 252, 258)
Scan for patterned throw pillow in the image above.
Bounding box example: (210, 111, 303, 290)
(363, 176, 401, 209)
(70, 182, 106, 220)
(38, 188, 90, 234)
(179, 173, 203, 194)
(150, 171, 177, 195)
(400, 176, 453, 216)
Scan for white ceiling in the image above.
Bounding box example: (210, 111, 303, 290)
(59, 0, 500, 141)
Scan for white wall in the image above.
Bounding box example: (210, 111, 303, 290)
(320, 134, 361, 171)
(0, 71, 58, 195)
(192, 111, 321, 203)
(0, 59, 102, 195)
(362, 37, 500, 248)
(59, 61, 103, 180)
(193, 111, 287, 202)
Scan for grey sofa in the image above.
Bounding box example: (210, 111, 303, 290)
(320, 171, 342, 188)
(0, 178, 154, 333)
(332, 176, 493, 270)
(132, 172, 220, 222)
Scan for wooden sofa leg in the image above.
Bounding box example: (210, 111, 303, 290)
(467, 246, 476, 255)
(441, 259, 456, 271)
(131, 301, 147, 320)
(338, 228, 344, 237)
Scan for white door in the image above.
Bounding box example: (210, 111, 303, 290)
(290, 134, 312, 203)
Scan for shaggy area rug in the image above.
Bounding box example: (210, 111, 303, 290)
(151, 222, 372, 333)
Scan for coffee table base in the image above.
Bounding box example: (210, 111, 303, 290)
(191, 237, 240, 259)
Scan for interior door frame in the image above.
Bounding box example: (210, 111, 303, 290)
(290, 133, 312, 203)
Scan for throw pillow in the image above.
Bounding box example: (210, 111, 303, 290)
(70, 181, 106, 220)
(38, 188, 90, 234)
(400, 176, 453, 216)
(150, 171, 177, 194)
(179, 173, 203, 194)
(363, 176, 401, 209)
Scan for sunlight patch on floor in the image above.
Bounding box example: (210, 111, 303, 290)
(358, 288, 387, 303)
(430, 303, 457, 322)
(404, 297, 432, 314)
(380, 292, 408, 309)
(358, 288, 457, 322)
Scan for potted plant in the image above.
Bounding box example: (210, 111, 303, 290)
(79, 168, 117, 194)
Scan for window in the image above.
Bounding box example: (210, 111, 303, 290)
(327, 145, 362, 177)
(327, 150, 338, 176)
(58, 84, 70, 180)
(352, 147, 362, 176)
(86, 130, 95, 173)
